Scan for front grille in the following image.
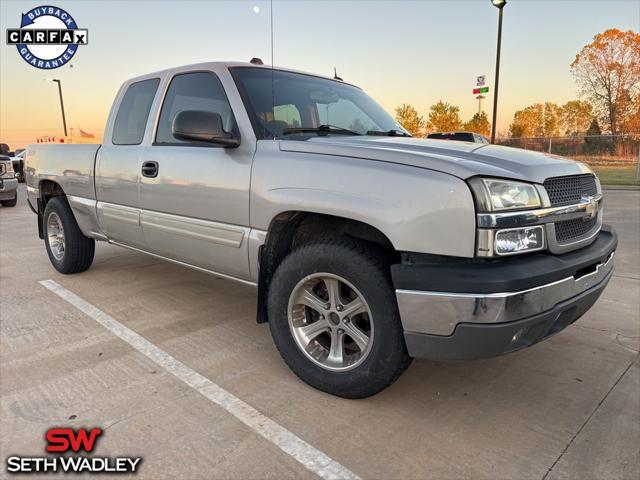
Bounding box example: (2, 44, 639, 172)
(555, 216, 598, 243)
(543, 174, 597, 206)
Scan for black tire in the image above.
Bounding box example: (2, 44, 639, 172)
(0, 191, 17, 207)
(267, 238, 411, 398)
(43, 196, 95, 274)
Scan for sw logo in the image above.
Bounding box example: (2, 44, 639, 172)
(6, 5, 88, 69)
(5, 427, 142, 474)
(46, 427, 103, 453)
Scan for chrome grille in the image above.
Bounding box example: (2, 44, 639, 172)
(555, 216, 598, 243)
(543, 174, 597, 207)
(0, 163, 5, 176)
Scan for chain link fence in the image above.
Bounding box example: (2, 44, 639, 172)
(496, 134, 640, 185)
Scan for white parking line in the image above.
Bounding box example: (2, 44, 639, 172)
(40, 279, 360, 480)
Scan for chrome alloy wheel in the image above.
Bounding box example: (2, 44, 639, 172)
(47, 212, 65, 260)
(287, 273, 374, 371)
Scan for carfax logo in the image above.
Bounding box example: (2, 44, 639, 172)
(6, 5, 88, 69)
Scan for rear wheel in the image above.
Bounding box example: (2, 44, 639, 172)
(0, 191, 17, 207)
(43, 197, 95, 274)
(267, 238, 411, 398)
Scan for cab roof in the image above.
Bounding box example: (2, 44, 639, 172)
(126, 61, 359, 88)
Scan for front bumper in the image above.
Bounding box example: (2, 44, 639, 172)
(0, 177, 18, 200)
(393, 226, 617, 360)
(12, 160, 24, 180)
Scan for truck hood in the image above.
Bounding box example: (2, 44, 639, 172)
(279, 136, 592, 184)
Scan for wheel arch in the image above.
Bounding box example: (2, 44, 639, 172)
(35, 180, 67, 239)
(256, 210, 398, 324)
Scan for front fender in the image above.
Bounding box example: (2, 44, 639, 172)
(250, 142, 476, 258)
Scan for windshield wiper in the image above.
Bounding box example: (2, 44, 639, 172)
(366, 129, 411, 137)
(282, 124, 362, 136)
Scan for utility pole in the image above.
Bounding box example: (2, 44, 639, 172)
(46, 78, 68, 137)
(490, 0, 507, 143)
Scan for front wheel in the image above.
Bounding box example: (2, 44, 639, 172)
(267, 239, 411, 398)
(43, 196, 95, 274)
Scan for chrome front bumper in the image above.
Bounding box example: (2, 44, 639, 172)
(396, 251, 614, 337)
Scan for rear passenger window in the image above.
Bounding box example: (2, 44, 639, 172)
(112, 78, 160, 145)
(155, 71, 236, 145)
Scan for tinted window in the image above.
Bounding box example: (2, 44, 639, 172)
(156, 72, 235, 144)
(316, 99, 376, 134)
(112, 78, 159, 145)
(273, 104, 301, 127)
(231, 67, 405, 139)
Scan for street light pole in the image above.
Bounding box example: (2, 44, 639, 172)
(46, 78, 68, 137)
(490, 0, 506, 144)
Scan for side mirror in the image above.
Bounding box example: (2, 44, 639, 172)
(172, 110, 240, 147)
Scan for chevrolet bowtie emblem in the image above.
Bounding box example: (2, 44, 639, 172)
(582, 195, 599, 220)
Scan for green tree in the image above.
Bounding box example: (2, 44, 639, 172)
(463, 111, 491, 137)
(427, 101, 462, 132)
(561, 100, 593, 135)
(395, 104, 425, 136)
(571, 29, 640, 134)
(586, 118, 602, 136)
(584, 118, 613, 155)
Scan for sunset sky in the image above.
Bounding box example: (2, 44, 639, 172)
(1, 0, 638, 148)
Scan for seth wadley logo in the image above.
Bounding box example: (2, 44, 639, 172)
(5, 427, 142, 474)
(6, 5, 88, 69)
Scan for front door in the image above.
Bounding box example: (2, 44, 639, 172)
(139, 70, 253, 279)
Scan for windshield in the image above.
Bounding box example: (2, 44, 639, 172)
(231, 67, 407, 140)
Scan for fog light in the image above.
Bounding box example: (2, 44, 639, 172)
(495, 226, 544, 255)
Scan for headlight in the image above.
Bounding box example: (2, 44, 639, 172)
(469, 177, 541, 212)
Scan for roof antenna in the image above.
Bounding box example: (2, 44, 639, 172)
(333, 67, 343, 81)
(250, 57, 264, 65)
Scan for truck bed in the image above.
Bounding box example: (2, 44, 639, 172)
(26, 143, 101, 200)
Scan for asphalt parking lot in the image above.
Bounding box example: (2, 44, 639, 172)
(1, 183, 638, 480)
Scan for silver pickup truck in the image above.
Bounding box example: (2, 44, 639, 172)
(25, 61, 617, 398)
(0, 155, 18, 207)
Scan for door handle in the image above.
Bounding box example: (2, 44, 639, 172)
(141, 161, 158, 178)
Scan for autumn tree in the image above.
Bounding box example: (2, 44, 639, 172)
(509, 104, 543, 137)
(543, 102, 563, 137)
(571, 29, 640, 135)
(509, 103, 562, 137)
(427, 101, 462, 132)
(561, 100, 593, 135)
(395, 104, 425, 136)
(463, 111, 491, 136)
(618, 93, 640, 133)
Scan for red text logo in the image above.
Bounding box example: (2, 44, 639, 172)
(46, 428, 103, 453)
